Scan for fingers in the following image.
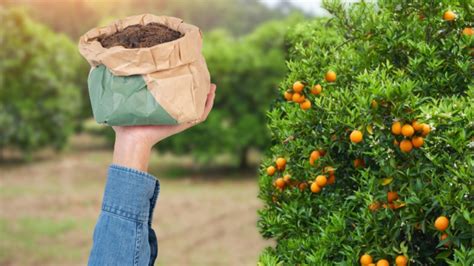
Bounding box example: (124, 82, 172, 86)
(209, 83, 217, 94)
(199, 83, 217, 122)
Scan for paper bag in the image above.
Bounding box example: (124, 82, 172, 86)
(78, 14, 211, 126)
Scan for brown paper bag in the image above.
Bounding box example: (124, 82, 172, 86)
(78, 14, 211, 125)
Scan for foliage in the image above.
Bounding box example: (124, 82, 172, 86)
(0, 8, 83, 157)
(158, 16, 303, 167)
(258, 0, 473, 265)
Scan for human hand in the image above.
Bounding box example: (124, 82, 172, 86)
(112, 84, 216, 172)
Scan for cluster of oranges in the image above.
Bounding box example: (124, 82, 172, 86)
(308, 150, 336, 192)
(283, 70, 337, 111)
(309, 149, 326, 165)
(310, 166, 336, 193)
(443, 9, 473, 34)
(360, 254, 408, 266)
(435, 215, 451, 247)
(391, 120, 430, 153)
(267, 157, 287, 189)
(359, 215, 451, 265)
(368, 191, 405, 212)
(268, 157, 310, 192)
(283, 81, 316, 110)
(267, 150, 338, 194)
(442, 10, 473, 56)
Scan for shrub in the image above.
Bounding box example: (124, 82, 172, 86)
(0, 8, 83, 158)
(258, 0, 473, 265)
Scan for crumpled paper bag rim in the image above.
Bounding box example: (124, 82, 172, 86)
(78, 14, 203, 76)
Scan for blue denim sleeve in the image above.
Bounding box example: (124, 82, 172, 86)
(88, 164, 160, 266)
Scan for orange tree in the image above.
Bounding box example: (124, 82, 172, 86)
(258, 0, 473, 265)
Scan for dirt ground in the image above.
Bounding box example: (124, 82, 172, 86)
(0, 134, 272, 266)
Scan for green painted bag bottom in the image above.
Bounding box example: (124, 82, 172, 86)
(88, 65, 177, 126)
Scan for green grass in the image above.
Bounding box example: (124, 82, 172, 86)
(0, 216, 90, 264)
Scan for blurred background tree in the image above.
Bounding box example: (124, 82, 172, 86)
(0, 8, 83, 159)
(160, 16, 303, 168)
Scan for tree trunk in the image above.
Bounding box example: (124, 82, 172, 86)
(239, 147, 249, 169)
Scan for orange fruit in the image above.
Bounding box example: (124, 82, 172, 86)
(387, 191, 399, 203)
(440, 233, 450, 247)
(327, 174, 335, 185)
(324, 166, 335, 175)
(325, 70, 337, 82)
(371, 99, 378, 109)
(443, 10, 456, 21)
(350, 130, 363, 143)
(360, 253, 373, 265)
(311, 84, 322, 95)
(369, 202, 381, 212)
(295, 94, 306, 103)
(293, 81, 304, 93)
(283, 174, 291, 183)
(440, 233, 448, 241)
(354, 158, 365, 168)
(435, 216, 449, 231)
(401, 124, 415, 137)
(395, 255, 408, 266)
(376, 259, 389, 266)
(276, 157, 286, 171)
(284, 91, 293, 101)
(292, 93, 303, 103)
(300, 99, 311, 110)
(318, 149, 327, 156)
(309, 150, 321, 165)
(400, 139, 413, 153)
(315, 175, 328, 187)
(310, 150, 321, 160)
(391, 121, 402, 135)
(310, 182, 321, 193)
(421, 123, 431, 136)
(412, 136, 424, 148)
(275, 178, 285, 189)
(267, 166, 276, 176)
(299, 182, 308, 191)
(463, 27, 474, 36)
(412, 120, 423, 131)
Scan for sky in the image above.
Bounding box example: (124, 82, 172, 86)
(261, 0, 329, 16)
(261, 0, 361, 16)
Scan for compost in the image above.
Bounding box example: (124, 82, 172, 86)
(98, 22, 183, 48)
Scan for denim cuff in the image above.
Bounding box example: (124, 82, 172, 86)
(102, 164, 160, 222)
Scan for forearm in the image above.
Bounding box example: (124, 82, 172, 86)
(113, 134, 153, 172)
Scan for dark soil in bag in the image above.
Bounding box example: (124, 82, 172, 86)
(98, 22, 183, 49)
